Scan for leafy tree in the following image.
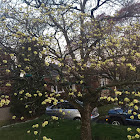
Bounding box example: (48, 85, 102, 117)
(0, 0, 140, 140)
(10, 40, 48, 118)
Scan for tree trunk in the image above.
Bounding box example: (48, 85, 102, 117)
(80, 104, 93, 140)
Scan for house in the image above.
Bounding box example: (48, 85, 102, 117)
(0, 48, 12, 120)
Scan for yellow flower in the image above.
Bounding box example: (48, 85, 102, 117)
(107, 97, 111, 101)
(3, 60, 7, 63)
(27, 130, 30, 133)
(119, 101, 123, 104)
(60, 99, 64, 102)
(56, 76, 60, 81)
(124, 98, 130, 102)
(1, 99, 5, 104)
(77, 92, 82, 97)
(45, 62, 49, 66)
(33, 51, 37, 55)
(34, 94, 37, 97)
(26, 93, 31, 97)
(28, 47, 31, 51)
(130, 66, 136, 71)
(1, 95, 4, 98)
(135, 134, 139, 139)
(115, 91, 122, 95)
(128, 110, 132, 114)
(25, 66, 30, 70)
(42, 101, 46, 105)
(6, 69, 10, 73)
(43, 136, 47, 140)
(25, 105, 28, 108)
(133, 99, 138, 104)
(136, 128, 140, 133)
(6, 83, 11, 86)
(127, 128, 132, 131)
(19, 90, 24, 94)
(5, 96, 9, 99)
(56, 94, 60, 97)
(20, 116, 24, 120)
(44, 84, 47, 87)
(43, 136, 52, 140)
(52, 116, 58, 120)
(35, 124, 39, 128)
(103, 96, 107, 99)
(18, 65, 21, 67)
(134, 105, 138, 110)
(8, 53, 13, 57)
(130, 116, 134, 119)
(129, 102, 134, 106)
(53, 102, 57, 105)
(69, 92, 74, 96)
(5, 99, 10, 105)
(29, 111, 32, 114)
(135, 53, 140, 57)
(44, 121, 48, 125)
(62, 112, 65, 115)
(32, 37, 36, 41)
(38, 93, 42, 96)
(127, 135, 131, 140)
(111, 98, 114, 102)
(42, 121, 48, 127)
(100, 97, 103, 100)
(42, 123, 45, 127)
(14, 93, 17, 96)
(24, 58, 28, 61)
(12, 116, 16, 119)
(80, 80, 84, 84)
(34, 131, 38, 135)
(32, 125, 35, 128)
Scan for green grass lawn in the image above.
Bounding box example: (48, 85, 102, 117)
(0, 120, 10, 127)
(0, 115, 130, 140)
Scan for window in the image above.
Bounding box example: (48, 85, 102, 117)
(51, 86, 58, 93)
(52, 103, 64, 109)
(100, 78, 108, 87)
(63, 103, 75, 109)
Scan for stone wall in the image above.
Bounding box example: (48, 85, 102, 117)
(0, 107, 12, 120)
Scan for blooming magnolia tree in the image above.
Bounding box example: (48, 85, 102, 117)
(0, 0, 140, 140)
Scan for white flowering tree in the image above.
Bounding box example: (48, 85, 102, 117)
(0, 0, 140, 140)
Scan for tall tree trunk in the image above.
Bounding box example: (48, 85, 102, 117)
(80, 104, 92, 140)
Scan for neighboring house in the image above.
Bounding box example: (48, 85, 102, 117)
(100, 78, 115, 97)
(0, 48, 12, 120)
(43, 63, 114, 97)
(0, 49, 12, 96)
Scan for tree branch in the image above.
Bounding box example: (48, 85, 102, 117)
(91, 0, 110, 17)
(96, 81, 140, 93)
